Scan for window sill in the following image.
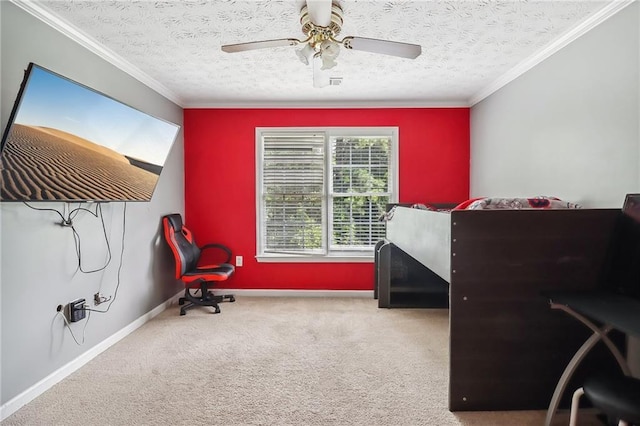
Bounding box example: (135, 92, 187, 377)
(256, 254, 374, 263)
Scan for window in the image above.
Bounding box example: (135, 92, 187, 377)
(256, 127, 398, 262)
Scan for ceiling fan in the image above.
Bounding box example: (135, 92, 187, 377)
(221, 0, 422, 88)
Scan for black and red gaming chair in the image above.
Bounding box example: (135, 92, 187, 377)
(162, 213, 235, 315)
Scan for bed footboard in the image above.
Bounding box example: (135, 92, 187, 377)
(385, 207, 451, 282)
(448, 208, 620, 410)
(385, 206, 621, 410)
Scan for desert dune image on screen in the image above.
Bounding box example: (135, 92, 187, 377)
(0, 65, 180, 201)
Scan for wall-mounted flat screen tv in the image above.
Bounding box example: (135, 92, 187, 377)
(0, 63, 180, 202)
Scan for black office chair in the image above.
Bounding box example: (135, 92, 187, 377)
(162, 213, 235, 315)
(570, 373, 640, 426)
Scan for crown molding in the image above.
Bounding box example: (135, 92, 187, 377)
(10, 0, 631, 109)
(10, 0, 185, 107)
(183, 100, 470, 109)
(469, 0, 636, 106)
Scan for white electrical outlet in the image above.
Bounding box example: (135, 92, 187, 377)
(236, 255, 243, 267)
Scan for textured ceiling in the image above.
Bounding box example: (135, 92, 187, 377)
(23, 0, 620, 107)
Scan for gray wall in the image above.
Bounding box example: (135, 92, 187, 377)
(470, 2, 640, 376)
(470, 2, 640, 208)
(1, 2, 184, 406)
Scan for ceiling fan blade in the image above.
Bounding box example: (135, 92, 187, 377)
(305, 0, 332, 26)
(342, 36, 422, 59)
(221, 38, 301, 53)
(312, 54, 330, 88)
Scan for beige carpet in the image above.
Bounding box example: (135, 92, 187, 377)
(2, 297, 596, 425)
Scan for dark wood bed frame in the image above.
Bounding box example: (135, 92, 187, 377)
(385, 206, 623, 411)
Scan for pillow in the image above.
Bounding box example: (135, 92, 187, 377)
(453, 197, 486, 210)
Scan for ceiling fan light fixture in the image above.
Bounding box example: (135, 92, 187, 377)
(296, 43, 316, 65)
(319, 39, 339, 70)
(320, 40, 340, 59)
(321, 56, 338, 70)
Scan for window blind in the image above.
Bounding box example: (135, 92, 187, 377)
(330, 136, 390, 249)
(262, 133, 325, 254)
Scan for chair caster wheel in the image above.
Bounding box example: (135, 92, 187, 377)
(214, 307, 221, 314)
(230, 296, 236, 303)
(179, 298, 185, 306)
(180, 310, 186, 316)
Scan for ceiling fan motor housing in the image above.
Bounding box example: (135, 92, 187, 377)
(300, 3, 344, 50)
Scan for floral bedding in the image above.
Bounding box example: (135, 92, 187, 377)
(463, 196, 581, 210)
(380, 196, 580, 222)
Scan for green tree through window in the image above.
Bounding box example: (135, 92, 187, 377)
(331, 136, 390, 250)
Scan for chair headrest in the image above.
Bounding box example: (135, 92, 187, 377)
(164, 214, 183, 230)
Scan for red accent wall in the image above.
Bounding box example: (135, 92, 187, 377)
(183, 108, 469, 291)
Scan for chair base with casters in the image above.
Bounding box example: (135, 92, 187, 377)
(162, 213, 236, 316)
(179, 280, 235, 316)
(570, 374, 640, 426)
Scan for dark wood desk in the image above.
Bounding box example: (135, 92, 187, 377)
(544, 290, 640, 426)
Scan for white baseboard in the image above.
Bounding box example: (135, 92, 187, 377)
(0, 292, 182, 421)
(215, 289, 374, 298)
(0, 289, 371, 420)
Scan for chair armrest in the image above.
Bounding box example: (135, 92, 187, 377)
(199, 243, 232, 264)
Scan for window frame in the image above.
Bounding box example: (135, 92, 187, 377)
(256, 127, 399, 263)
